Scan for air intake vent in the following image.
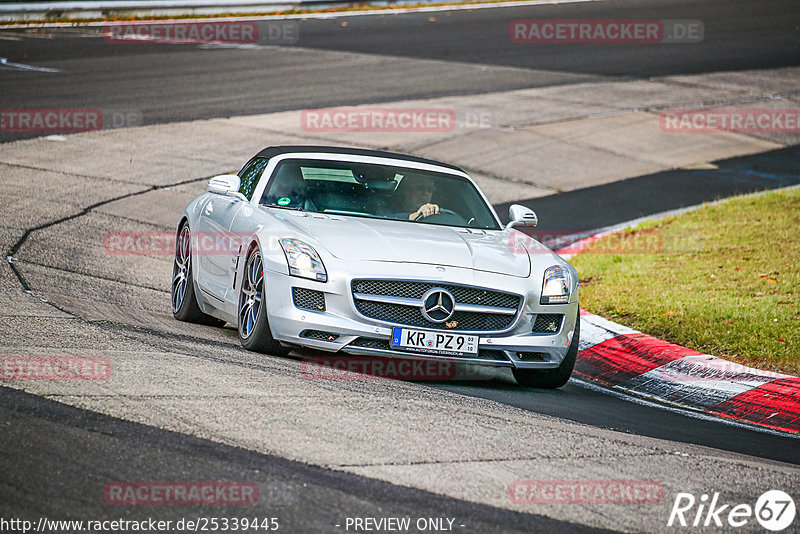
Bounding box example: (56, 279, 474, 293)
(516, 352, 549, 361)
(293, 288, 325, 311)
(532, 313, 563, 334)
(302, 330, 339, 341)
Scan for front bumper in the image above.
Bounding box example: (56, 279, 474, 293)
(265, 262, 578, 370)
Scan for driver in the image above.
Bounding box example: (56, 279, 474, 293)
(394, 175, 439, 220)
(261, 165, 313, 210)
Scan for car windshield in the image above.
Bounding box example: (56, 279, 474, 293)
(259, 158, 501, 230)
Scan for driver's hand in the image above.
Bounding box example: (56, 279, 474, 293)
(410, 203, 439, 220)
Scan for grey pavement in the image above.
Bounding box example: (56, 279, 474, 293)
(2, 64, 799, 532)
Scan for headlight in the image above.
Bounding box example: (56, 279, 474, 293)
(540, 265, 571, 304)
(279, 239, 327, 282)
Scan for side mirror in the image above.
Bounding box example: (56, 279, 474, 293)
(208, 174, 248, 201)
(506, 204, 538, 230)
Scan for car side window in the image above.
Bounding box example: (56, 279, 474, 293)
(238, 158, 269, 200)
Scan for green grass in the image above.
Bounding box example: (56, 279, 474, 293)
(571, 187, 800, 376)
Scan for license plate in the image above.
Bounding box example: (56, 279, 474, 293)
(391, 327, 478, 356)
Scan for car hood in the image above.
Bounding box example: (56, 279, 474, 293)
(268, 210, 531, 278)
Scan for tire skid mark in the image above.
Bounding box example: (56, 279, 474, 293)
(5, 173, 216, 292)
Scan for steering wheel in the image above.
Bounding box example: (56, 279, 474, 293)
(414, 208, 465, 223)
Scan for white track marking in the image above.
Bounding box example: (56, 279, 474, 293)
(0, 57, 60, 72)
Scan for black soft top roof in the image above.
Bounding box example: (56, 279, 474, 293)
(254, 145, 463, 172)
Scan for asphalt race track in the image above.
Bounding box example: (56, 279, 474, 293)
(2, 0, 800, 532)
(1, 0, 799, 142)
(1, 387, 608, 533)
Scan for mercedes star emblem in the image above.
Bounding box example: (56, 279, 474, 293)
(421, 288, 456, 323)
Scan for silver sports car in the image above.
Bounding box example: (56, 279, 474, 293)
(172, 146, 580, 388)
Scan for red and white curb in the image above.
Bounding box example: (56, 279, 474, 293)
(574, 309, 800, 434)
(554, 216, 800, 435)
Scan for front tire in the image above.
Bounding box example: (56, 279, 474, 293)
(172, 222, 225, 326)
(513, 308, 580, 389)
(237, 246, 290, 355)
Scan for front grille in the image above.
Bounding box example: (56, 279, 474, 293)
(354, 301, 515, 331)
(348, 337, 509, 362)
(301, 329, 339, 341)
(352, 280, 521, 332)
(352, 280, 520, 308)
(293, 287, 325, 311)
(532, 313, 563, 334)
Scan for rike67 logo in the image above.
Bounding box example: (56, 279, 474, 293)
(668, 490, 795, 531)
